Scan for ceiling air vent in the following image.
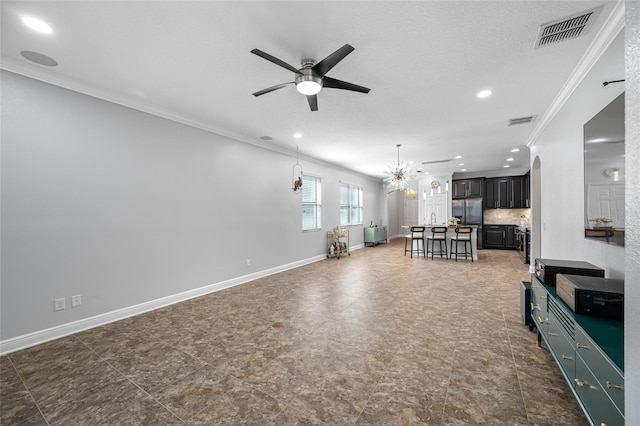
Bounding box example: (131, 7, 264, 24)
(534, 6, 601, 48)
(508, 116, 535, 126)
(422, 159, 452, 165)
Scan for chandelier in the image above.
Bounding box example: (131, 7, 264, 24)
(383, 144, 412, 188)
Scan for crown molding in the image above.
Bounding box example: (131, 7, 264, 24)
(1, 59, 379, 182)
(526, 0, 626, 147)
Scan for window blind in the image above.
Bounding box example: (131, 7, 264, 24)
(340, 183, 363, 226)
(302, 175, 321, 231)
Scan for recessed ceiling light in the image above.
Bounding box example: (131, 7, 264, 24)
(461, 169, 467, 172)
(503, 165, 510, 168)
(293, 133, 302, 139)
(20, 51, 58, 67)
(458, 163, 464, 166)
(506, 157, 514, 162)
(477, 90, 492, 98)
(454, 155, 462, 159)
(22, 16, 52, 34)
(510, 148, 520, 152)
(260, 136, 273, 141)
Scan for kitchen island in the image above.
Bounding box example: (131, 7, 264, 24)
(403, 225, 479, 260)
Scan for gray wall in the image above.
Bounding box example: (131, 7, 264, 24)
(385, 189, 404, 238)
(0, 70, 383, 346)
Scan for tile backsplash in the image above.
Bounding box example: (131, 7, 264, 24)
(484, 208, 531, 226)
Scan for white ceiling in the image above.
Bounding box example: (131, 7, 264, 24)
(0, 1, 621, 181)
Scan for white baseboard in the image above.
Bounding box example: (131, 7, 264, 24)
(1, 252, 335, 355)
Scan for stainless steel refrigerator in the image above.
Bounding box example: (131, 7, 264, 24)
(452, 198, 483, 248)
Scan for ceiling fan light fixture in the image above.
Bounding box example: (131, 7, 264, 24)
(295, 66, 322, 95)
(296, 80, 322, 95)
(251, 44, 368, 111)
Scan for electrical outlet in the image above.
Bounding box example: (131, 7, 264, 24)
(54, 298, 66, 311)
(71, 294, 82, 307)
(246, 259, 251, 267)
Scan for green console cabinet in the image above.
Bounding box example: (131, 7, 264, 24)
(530, 276, 624, 426)
(364, 226, 387, 247)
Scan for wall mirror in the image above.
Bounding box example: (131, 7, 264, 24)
(584, 92, 625, 247)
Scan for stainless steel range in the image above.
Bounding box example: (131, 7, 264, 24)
(515, 226, 530, 264)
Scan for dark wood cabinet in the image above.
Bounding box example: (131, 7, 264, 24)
(452, 181, 466, 198)
(485, 176, 527, 209)
(484, 178, 509, 209)
(453, 179, 483, 199)
(506, 225, 517, 249)
(484, 180, 494, 208)
(484, 225, 506, 248)
(484, 224, 518, 249)
(510, 176, 525, 208)
(452, 178, 483, 199)
(523, 172, 530, 208)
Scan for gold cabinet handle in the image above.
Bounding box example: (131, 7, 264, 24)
(576, 343, 591, 349)
(561, 354, 573, 360)
(537, 316, 548, 324)
(605, 381, 624, 390)
(531, 303, 540, 311)
(532, 284, 539, 288)
(539, 295, 546, 300)
(548, 332, 558, 336)
(574, 378, 585, 387)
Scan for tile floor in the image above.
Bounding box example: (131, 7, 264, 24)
(1, 239, 588, 425)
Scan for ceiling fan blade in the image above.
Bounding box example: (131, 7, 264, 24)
(322, 76, 370, 94)
(312, 44, 354, 77)
(307, 95, 318, 111)
(252, 82, 294, 97)
(251, 49, 302, 75)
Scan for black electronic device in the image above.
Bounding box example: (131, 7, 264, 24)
(556, 274, 624, 320)
(534, 258, 604, 286)
(520, 281, 534, 330)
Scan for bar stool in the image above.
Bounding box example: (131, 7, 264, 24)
(450, 226, 473, 262)
(426, 226, 448, 259)
(404, 226, 426, 258)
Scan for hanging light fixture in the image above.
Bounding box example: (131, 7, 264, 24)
(292, 146, 303, 193)
(383, 144, 412, 188)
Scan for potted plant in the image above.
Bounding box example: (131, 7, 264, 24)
(447, 217, 460, 227)
(590, 217, 612, 228)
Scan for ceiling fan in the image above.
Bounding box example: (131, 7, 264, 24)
(251, 44, 370, 111)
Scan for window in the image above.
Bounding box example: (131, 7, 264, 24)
(340, 182, 363, 226)
(302, 174, 321, 231)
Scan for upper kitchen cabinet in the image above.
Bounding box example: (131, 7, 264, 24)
(523, 171, 530, 208)
(511, 176, 525, 208)
(452, 178, 484, 199)
(485, 178, 508, 208)
(485, 176, 527, 209)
